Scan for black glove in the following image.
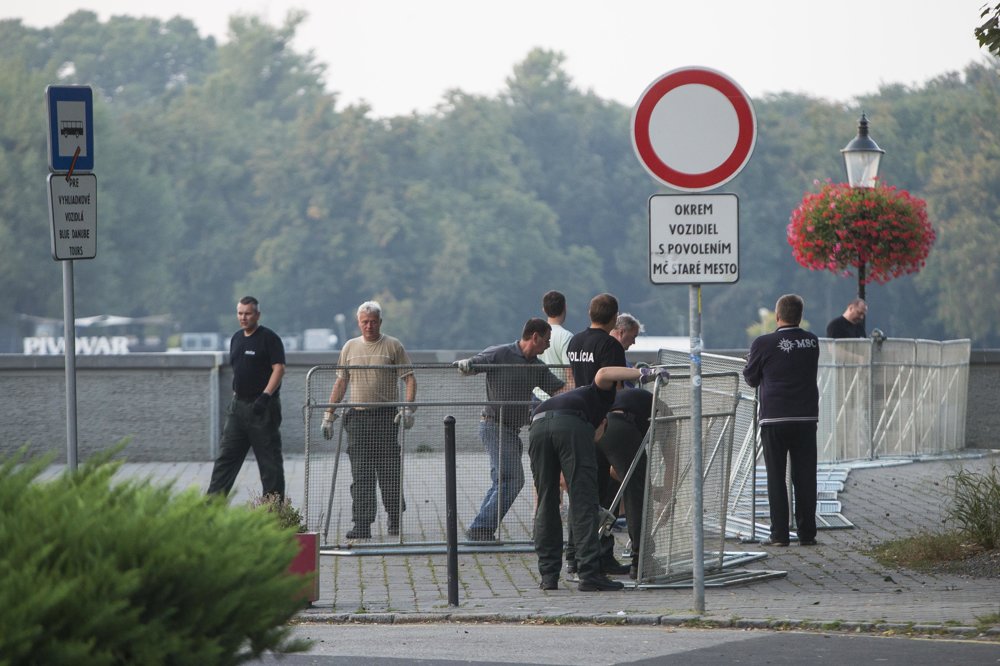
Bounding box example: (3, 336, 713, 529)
(252, 392, 271, 415)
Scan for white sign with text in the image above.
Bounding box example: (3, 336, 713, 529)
(649, 193, 739, 284)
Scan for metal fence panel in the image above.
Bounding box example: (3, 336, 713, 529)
(635, 365, 740, 583)
(817, 340, 872, 461)
(821, 338, 970, 462)
(304, 363, 564, 549)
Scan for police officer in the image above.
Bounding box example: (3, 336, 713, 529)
(565, 293, 629, 575)
(530, 364, 668, 591)
(596, 387, 656, 579)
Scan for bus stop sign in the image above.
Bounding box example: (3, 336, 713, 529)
(46, 85, 94, 172)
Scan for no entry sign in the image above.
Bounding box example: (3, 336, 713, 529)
(631, 67, 756, 192)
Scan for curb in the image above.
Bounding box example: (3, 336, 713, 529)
(295, 611, 1000, 640)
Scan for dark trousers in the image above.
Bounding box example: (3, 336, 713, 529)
(528, 414, 603, 579)
(208, 396, 285, 501)
(597, 414, 647, 562)
(565, 450, 616, 566)
(344, 407, 403, 527)
(761, 422, 818, 542)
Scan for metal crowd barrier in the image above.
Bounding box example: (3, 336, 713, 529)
(818, 338, 971, 461)
(631, 370, 741, 585)
(303, 363, 565, 553)
(658, 338, 971, 547)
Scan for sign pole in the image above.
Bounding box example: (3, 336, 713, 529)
(63, 260, 78, 470)
(46, 85, 94, 470)
(632, 67, 756, 613)
(689, 285, 704, 612)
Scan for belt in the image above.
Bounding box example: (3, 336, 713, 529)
(234, 393, 256, 403)
(531, 409, 588, 424)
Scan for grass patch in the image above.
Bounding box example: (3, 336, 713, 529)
(868, 530, 969, 570)
(947, 465, 1000, 550)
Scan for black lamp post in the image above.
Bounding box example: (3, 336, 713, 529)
(840, 113, 885, 299)
(841, 112, 884, 188)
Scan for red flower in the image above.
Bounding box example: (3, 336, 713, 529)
(787, 182, 935, 293)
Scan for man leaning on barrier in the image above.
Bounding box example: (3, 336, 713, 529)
(531, 364, 669, 591)
(321, 301, 417, 540)
(455, 318, 565, 541)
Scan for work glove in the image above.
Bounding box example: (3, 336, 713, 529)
(634, 361, 650, 371)
(252, 392, 271, 415)
(639, 367, 671, 385)
(453, 358, 475, 376)
(321, 411, 338, 440)
(394, 406, 415, 430)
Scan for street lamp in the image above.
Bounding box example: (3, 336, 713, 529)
(841, 112, 884, 188)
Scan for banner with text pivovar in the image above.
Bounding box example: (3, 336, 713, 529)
(648, 193, 739, 284)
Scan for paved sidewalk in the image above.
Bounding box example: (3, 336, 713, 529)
(105, 450, 1000, 635)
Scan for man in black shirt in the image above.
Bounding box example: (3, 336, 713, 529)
(826, 298, 867, 338)
(208, 296, 287, 501)
(530, 364, 669, 591)
(566, 293, 628, 574)
(744, 294, 820, 547)
(596, 387, 653, 579)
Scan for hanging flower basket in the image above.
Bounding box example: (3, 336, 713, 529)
(787, 180, 935, 298)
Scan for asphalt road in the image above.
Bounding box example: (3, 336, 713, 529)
(250, 623, 1000, 665)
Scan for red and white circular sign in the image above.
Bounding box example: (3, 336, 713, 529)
(631, 67, 757, 192)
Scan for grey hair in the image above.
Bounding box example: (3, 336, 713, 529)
(615, 312, 643, 334)
(357, 300, 382, 319)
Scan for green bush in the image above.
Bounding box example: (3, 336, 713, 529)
(248, 493, 306, 532)
(0, 447, 310, 665)
(946, 465, 1000, 550)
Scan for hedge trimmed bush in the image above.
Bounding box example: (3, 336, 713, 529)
(0, 447, 310, 665)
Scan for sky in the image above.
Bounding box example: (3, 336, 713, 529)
(3, 1, 992, 118)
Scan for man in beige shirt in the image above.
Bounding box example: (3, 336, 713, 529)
(322, 301, 417, 539)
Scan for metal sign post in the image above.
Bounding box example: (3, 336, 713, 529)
(632, 67, 756, 613)
(46, 84, 96, 470)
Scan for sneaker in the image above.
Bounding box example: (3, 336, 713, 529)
(578, 575, 625, 592)
(762, 537, 789, 547)
(799, 538, 818, 546)
(387, 518, 400, 536)
(539, 574, 559, 590)
(601, 556, 631, 576)
(346, 525, 371, 539)
(465, 528, 495, 542)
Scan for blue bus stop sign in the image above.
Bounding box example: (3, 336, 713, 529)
(46, 85, 94, 172)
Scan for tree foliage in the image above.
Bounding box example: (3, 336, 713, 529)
(976, 2, 1000, 58)
(1, 13, 1000, 348)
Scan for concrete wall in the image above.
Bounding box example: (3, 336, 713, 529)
(1, 348, 994, 463)
(0, 350, 472, 463)
(966, 350, 1000, 449)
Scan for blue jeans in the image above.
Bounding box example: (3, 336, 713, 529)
(468, 419, 524, 533)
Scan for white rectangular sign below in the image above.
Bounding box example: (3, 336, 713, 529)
(649, 193, 739, 284)
(48, 173, 97, 261)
